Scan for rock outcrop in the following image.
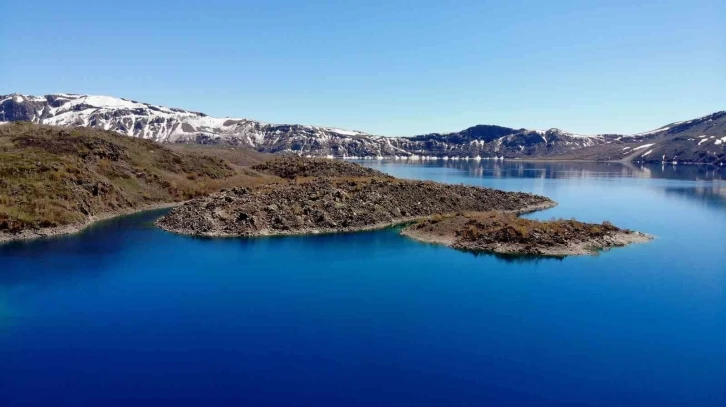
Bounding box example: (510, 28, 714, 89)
(252, 156, 389, 179)
(402, 212, 652, 257)
(156, 177, 555, 237)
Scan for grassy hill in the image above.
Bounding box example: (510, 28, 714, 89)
(0, 122, 275, 237)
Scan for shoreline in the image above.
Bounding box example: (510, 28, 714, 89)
(352, 157, 723, 166)
(485, 158, 721, 166)
(156, 201, 558, 239)
(402, 227, 652, 257)
(0, 201, 183, 244)
(400, 216, 653, 257)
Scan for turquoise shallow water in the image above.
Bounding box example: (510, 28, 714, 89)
(1, 161, 724, 406)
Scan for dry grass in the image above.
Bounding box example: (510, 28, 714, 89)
(167, 143, 269, 168)
(0, 122, 277, 232)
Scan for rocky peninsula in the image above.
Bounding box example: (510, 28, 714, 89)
(157, 157, 652, 256)
(402, 212, 653, 257)
(157, 157, 556, 237)
(156, 177, 556, 237)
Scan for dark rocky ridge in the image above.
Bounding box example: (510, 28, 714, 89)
(402, 212, 652, 257)
(252, 156, 389, 179)
(156, 177, 556, 237)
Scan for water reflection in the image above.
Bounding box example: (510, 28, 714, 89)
(0, 209, 170, 287)
(459, 248, 567, 263)
(663, 184, 726, 208)
(361, 159, 725, 181)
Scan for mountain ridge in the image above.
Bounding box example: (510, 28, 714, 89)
(2, 93, 723, 165)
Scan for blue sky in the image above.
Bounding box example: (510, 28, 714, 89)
(1, 0, 724, 136)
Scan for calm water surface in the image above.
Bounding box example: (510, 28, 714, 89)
(1, 161, 724, 406)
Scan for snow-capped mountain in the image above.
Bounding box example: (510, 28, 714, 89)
(622, 111, 726, 164)
(1, 93, 723, 164)
(0, 93, 375, 153)
(0, 93, 613, 158)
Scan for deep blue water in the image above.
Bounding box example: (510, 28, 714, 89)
(1, 160, 725, 406)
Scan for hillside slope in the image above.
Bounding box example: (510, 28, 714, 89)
(0, 122, 274, 240)
(626, 111, 726, 164)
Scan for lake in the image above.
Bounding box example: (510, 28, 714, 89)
(1, 160, 724, 406)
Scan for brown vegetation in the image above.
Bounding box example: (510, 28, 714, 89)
(0, 122, 275, 235)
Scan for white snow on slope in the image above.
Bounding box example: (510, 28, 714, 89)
(525, 128, 602, 139)
(633, 126, 670, 137)
(323, 128, 365, 136)
(5, 93, 373, 145)
(5, 93, 720, 159)
(67, 95, 146, 110)
(632, 143, 655, 151)
(566, 133, 602, 139)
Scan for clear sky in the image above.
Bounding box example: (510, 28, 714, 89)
(1, 0, 724, 136)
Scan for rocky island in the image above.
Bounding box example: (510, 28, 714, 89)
(402, 212, 653, 257)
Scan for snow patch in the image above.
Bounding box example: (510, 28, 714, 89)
(633, 126, 669, 136)
(566, 133, 601, 139)
(323, 127, 364, 136)
(68, 95, 144, 109)
(632, 143, 655, 151)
